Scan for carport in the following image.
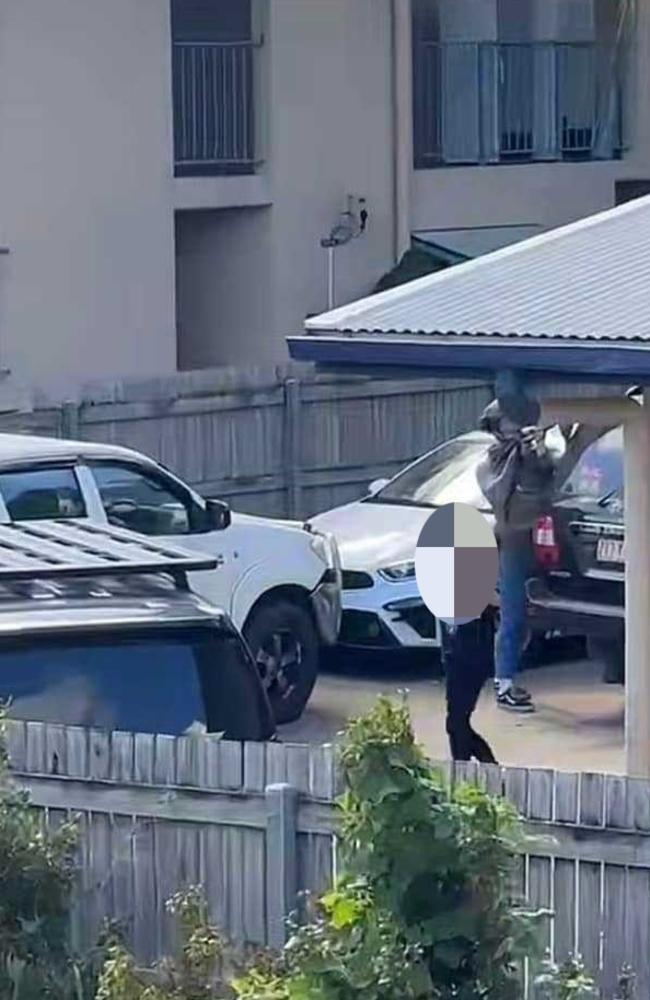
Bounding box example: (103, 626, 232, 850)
(288, 194, 650, 778)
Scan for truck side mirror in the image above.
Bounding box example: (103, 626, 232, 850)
(205, 498, 231, 531)
(367, 478, 389, 496)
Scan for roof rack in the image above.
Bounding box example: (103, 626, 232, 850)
(0, 520, 218, 580)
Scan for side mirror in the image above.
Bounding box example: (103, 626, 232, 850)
(205, 498, 231, 531)
(367, 478, 389, 496)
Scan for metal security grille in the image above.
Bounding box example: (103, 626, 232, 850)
(0, 520, 217, 579)
(413, 40, 623, 167)
(172, 40, 260, 173)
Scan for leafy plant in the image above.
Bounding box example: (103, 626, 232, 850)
(237, 696, 544, 1000)
(0, 711, 81, 999)
(536, 955, 598, 1000)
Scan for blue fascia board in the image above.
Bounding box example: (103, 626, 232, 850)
(287, 335, 650, 383)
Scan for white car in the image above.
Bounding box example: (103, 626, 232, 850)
(0, 433, 341, 722)
(310, 426, 567, 652)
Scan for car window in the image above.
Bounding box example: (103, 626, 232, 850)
(0, 467, 86, 520)
(89, 462, 193, 535)
(0, 627, 273, 739)
(371, 439, 491, 509)
(560, 426, 623, 501)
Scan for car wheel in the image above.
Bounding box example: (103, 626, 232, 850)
(587, 636, 624, 684)
(243, 600, 319, 724)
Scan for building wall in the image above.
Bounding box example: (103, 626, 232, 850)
(0, 0, 177, 396)
(178, 0, 396, 370)
(411, 0, 650, 236)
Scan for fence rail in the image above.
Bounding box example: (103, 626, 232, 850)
(6, 718, 650, 995)
(0, 367, 493, 520)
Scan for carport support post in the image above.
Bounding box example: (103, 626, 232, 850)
(624, 392, 650, 777)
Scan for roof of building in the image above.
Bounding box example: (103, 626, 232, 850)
(302, 195, 650, 343)
(288, 195, 650, 382)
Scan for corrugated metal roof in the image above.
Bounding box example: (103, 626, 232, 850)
(304, 195, 650, 342)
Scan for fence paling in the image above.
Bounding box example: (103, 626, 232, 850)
(5, 717, 650, 994)
(0, 370, 493, 520)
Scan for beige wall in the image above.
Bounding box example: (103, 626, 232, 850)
(0, 0, 177, 396)
(1, 0, 647, 389)
(410, 0, 650, 236)
(178, 0, 396, 370)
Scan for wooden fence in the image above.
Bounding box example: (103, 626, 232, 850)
(0, 365, 493, 518)
(6, 719, 650, 996)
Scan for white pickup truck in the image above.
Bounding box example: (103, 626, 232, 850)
(0, 433, 341, 722)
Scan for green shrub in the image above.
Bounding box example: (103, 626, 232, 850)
(236, 696, 544, 999)
(0, 714, 80, 999)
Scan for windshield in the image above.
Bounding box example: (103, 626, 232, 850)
(560, 426, 623, 502)
(0, 627, 273, 740)
(369, 438, 491, 509)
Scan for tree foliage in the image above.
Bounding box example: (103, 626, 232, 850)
(0, 714, 81, 999)
(237, 696, 544, 999)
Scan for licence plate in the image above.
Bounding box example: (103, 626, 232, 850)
(596, 537, 625, 563)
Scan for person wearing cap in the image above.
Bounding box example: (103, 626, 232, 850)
(476, 399, 555, 712)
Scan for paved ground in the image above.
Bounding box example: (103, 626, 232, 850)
(280, 647, 625, 774)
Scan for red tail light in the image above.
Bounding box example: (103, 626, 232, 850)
(534, 515, 560, 569)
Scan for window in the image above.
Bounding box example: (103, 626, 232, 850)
(0, 467, 86, 520)
(412, 0, 625, 167)
(368, 439, 491, 510)
(89, 463, 194, 536)
(560, 426, 623, 502)
(0, 627, 273, 739)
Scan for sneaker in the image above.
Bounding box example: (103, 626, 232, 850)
(493, 681, 532, 703)
(497, 687, 535, 713)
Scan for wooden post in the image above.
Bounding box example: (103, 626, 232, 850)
(265, 782, 299, 949)
(60, 400, 80, 439)
(625, 392, 650, 777)
(284, 378, 302, 519)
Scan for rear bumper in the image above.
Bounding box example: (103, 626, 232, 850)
(526, 578, 623, 640)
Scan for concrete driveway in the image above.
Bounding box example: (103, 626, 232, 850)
(281, 652, 625, 774)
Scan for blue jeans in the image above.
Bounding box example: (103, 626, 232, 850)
(495, 539, 533, 682)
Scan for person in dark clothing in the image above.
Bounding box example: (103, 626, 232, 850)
(441, 609, 497, 763)
(477, 400, 555, 714)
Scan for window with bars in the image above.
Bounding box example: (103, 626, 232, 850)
(412, 0, 626, 167)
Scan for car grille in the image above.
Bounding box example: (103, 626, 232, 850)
(339, 610, 398, 647)
(391, 603, 437, 639)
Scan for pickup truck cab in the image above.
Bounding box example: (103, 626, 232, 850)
(0, 434, 341, 722)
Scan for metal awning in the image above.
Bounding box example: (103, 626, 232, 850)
(289, 195, 650, 381)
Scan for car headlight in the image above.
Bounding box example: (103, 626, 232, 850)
(378, 560, 415, 582)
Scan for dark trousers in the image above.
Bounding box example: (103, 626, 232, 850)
(441, 611, 497, 764)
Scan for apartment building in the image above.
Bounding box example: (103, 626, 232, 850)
(0, 0, 646, 396)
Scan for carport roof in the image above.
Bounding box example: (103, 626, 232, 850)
(288, 195, 650, 382)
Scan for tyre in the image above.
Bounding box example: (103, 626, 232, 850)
(243, 599, 319, 724)
(587, 636, 624, 684)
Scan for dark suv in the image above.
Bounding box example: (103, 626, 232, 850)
(0, 520, 275, 741)
(526, 425, 625, 682)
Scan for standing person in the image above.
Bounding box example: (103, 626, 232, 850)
(477, 400, 555, 713)
(442, 608, 497, 763)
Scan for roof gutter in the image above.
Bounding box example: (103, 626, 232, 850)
(287, 333, 650, 382)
